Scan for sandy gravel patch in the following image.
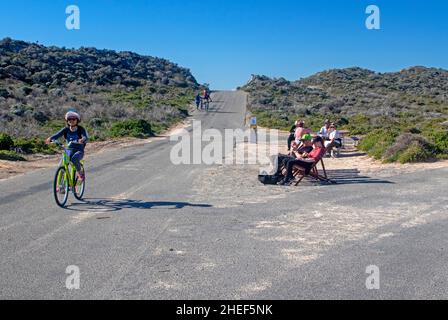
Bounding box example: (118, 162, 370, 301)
(190, 137, 448, 208)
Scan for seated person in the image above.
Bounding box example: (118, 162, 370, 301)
(324, 124, 342, 157)
(272, 141, 300, 178)
(318, 119, 331, 140)
(287, 120, 300, 151)
(295, 133, 313, 155)
(272, 133, 316, 177)
(278, 136, 325, 185)
(294, 120, 312, 144)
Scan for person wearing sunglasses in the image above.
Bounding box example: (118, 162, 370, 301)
(324, 123, 342, 158)
(46, 110, 89, 181)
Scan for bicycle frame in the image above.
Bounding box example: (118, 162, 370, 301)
(56, 148, 85, 188)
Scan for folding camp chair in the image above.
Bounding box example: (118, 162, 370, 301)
(291, 148, 335, 186)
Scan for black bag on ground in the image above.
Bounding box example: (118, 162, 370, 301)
(258, 174, 282, 185)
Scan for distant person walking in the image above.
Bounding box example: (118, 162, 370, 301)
(195, 93, 202, 110)
(203, 89, 212, 102)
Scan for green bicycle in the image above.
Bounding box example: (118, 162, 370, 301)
(52, 141, 86, 208)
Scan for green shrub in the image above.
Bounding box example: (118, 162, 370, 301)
(0, 88, 11, 98)
(84, 119, 108, 141)
(345, 114, 372, 135)
(305, 115, 331, 132)
(407, 127, 422, 134)
(109, 119, 153, 138)
(418, 120, 448, 157)
(109, 88, 152, 109)
(0, 133, 14, 150)
(358, 128, 400, 160)
(89, 118, 105, 128)
(43, 120, 66, 134)
(424, 129, 448, 153)
(150, 122, 169, 135)
(252, 110, 294, 131)
(0, 150, 26, 161)
(13, 137, 57, 155)
(21, 86, 33, 95)
(159, 96, 193, 108)
(379, 133, 436, 163)
(396, 141, 433, 164)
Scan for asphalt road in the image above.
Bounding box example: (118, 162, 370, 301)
(1, 91, 448, 299)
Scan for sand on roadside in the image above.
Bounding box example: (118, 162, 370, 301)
(190, 130, 448, 208)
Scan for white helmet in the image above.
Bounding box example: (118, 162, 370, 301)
(65, 110, 81, 122)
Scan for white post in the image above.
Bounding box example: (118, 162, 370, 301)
(250, 117, 257, 144)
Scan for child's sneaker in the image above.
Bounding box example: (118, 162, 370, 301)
(77, 172, 85, 182)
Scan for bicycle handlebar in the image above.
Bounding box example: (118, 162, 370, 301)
(51, 141, 83, 149)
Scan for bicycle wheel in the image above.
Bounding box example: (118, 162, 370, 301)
(54, 167, 69, 207)
(73, 165, 85, 200)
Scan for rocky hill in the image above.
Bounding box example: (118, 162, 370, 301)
(241, 67, 448, 118)
(0, 38, 201, 140)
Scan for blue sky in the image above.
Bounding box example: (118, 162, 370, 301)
(1, 0, 447, 89)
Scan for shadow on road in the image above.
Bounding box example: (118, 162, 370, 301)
(323, 169, 394, 185)
(335, 151, 368, 158)
(65, 198, 212, 212)
(207, 110, 238, 114)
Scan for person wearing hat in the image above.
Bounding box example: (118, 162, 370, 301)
(295, 133, 314, 156)
(45, 109, 89, 181)
(318, 119, 331, 140)
(294, 120, 311, 144)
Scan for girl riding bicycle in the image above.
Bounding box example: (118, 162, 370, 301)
(46, 110, 89, 181)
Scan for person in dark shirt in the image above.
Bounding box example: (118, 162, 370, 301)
(46, 110, 88, 181)
(287, 120, 300, 151)
(273, 133, 314, 178)
(203, 89, 212, 102)
(295, 133, 314, 155)
(195, 93, 202, 110)
(278, 136, 325, 185)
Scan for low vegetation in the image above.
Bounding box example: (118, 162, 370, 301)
(0, 38, 203, 158)
(109, 119, 153, 138)
(0, 150, 26, 161)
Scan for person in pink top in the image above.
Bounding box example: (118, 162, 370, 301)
(294, 120, 312, 143)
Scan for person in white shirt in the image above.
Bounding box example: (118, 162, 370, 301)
(324, 124, 342, 157)
(318, 119, 331, 139)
